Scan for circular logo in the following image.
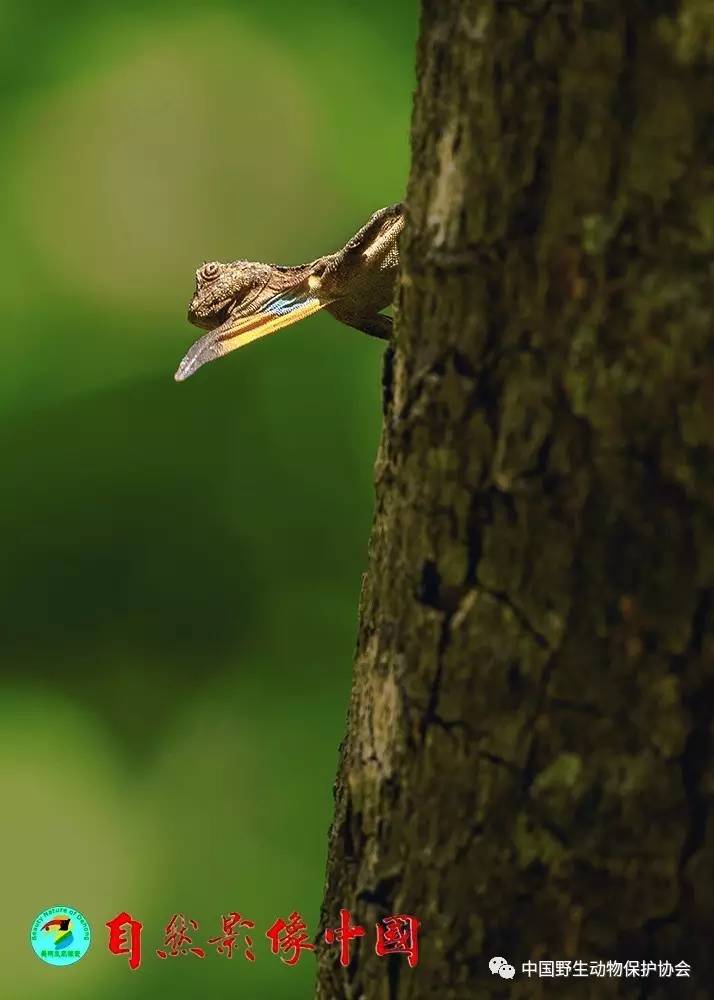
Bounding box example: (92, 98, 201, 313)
(30, 906, 91, 966)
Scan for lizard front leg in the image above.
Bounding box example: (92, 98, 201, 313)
(329, 309, 393, 341)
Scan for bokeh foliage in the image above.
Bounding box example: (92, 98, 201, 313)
(0, 1, 416, 995)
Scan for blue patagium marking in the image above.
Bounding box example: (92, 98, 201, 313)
(265, 294, 314, 316)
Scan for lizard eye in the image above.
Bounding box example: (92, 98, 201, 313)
(199, 261, 220, 282)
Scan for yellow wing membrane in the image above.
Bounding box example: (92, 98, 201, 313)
(174, 291, 328, 381)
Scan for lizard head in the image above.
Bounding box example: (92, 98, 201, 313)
(175, 259, 325, 382)
(186, 260, 273, 331)
(174, 260, 274, 381)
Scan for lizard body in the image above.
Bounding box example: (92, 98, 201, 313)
(174, 203, 404, 381)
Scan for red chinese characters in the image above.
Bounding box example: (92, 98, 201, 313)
(105, 906, 420, 971)
(323, 909, 366, 967)
(156, 914, 206, 959)
(207, 912, 256, 962)
(375, 914, 420, 968)
(106, 911, 143, 971)
(266, 911, 315, 966)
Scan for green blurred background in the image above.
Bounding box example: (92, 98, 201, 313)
(0, 1, 416, 995)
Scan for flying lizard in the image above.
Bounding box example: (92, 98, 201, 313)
(174, 203, 404, 381)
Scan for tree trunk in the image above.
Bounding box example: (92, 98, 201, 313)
(316, 2, 714, 997)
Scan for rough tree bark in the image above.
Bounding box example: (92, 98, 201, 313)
(316, 2, 714, 997)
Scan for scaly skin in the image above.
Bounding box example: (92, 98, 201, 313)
(174, 203, 404, 381)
